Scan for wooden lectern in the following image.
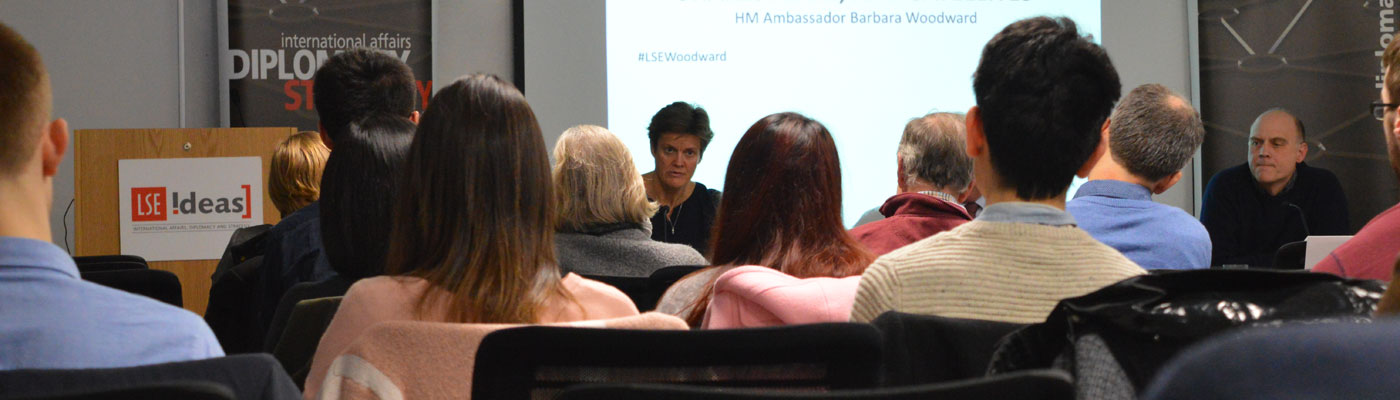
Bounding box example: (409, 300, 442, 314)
(74, 128, 295, 314)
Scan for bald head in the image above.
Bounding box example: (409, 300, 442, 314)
(1251, 109, 1305, 143)
(1248, 108, 1308, 193)
(0, 22, 48, 175)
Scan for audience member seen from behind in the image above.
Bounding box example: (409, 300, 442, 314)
(269, 131, 330, 218)
(1067, 84, 1211, 270)
(849, 112, 976, 255)
(850, 17, 1146, 324)
(644, 102, 722, 256)
(303, 75, 638, 395)
(255, 48, 420, 336)
(655, 112, 875, 328)
(0, 22, 224, 369)
(1314, 37, 1400, 280)
(204, 130, 327, 354)
(261, 115, 418, 351)
(1199, 109, 1349, 267)
(552, 125, 707, 278)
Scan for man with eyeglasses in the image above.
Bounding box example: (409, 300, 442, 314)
(1312, 41, 1400, 280)
(1199, 108, 1349, 268)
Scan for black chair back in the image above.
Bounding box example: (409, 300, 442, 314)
(472, 322, 883, 400)
(556, 369, 1073, 400)
(270, 296, 344, 389)
(73, 255, 148, 274)
(0, 354, 299, 400)
(80, 269, 183, 307)
(1272, 240, 1307, 270)
(17, 381, 235, 400)
(871, 311, 1026, 386)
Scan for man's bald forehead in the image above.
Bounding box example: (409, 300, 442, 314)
(1251, 109, 1305, 142)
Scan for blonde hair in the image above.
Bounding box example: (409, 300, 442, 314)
(269, 131, 330, 217)
(552, 125, 658, 232)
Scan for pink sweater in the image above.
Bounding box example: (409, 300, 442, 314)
(304, 273, 638, 398)
(316, 313, 687, 400)
(700, 266, 862, 329)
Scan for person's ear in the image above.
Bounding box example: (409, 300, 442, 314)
(1298, 140, 1309, 160)
(1077, 121, 1110, 178)
(956, 178, 978, 203)
(40, 118, 69, 178)
(1392, 118, 1400, 145)
(317, 123, 334, 151)
(409, 111, 421, 124)
(1151, 171, 1183, 194)
(895, 155, 908, 193)
(965, 106, 986, 158)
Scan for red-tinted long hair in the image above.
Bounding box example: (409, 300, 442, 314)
(686, 112, 875, 325)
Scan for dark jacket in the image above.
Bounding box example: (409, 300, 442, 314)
(255, 202, 335, 336)
(650, 182, 721, 256)
(1200, 162, 1349, 267)
(988, 269, 1383, 400)
(849, 193, 973, 255)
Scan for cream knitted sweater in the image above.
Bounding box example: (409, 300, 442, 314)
(849, 219, 1146, 324)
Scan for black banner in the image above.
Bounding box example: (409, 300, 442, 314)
(226, 0, 432, 130)
(1198, 0, 1398, 231)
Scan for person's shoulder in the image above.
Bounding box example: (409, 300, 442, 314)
(77, 280, 220, 345)
(692, 182, 722, 203)
(645, 240, 709, 264)
(1205, 164, 1253, 189)
(269, 202, 320, 231)
(347, 275, 417, 294)
(564, 273, 639, 314)
(1298, 162, 1344, 187)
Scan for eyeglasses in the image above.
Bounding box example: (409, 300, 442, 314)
(1372, 101, 1400, 120)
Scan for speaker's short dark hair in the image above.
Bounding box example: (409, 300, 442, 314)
(972, 17, 1121, 200)
(312, 48, 417, 142)
(0, 22, 46, 173)
(1109, 84, 1204, 182)
(646, 102, 714, 154)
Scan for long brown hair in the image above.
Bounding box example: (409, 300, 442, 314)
(385, 74, 569, 323)
(685, 112, 875, 325)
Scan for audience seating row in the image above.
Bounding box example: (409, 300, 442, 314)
(36, 260, 1391, 400)
(71, 254, 183, 308)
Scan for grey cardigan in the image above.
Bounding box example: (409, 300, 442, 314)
(555, 222, 708, 277)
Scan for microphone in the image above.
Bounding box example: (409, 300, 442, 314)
(1282, 201, 1310, 238)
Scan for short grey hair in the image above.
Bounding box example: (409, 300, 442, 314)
(898, 112, 973, 191)
(1108, 84, 1205, 182)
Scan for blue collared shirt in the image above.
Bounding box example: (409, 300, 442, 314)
(0, 237, 223, 370)
(978, 202, 1078, 226)
(1067, 180, 1212, 270)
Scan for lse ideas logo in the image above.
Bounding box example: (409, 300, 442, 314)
(132, 185, 252, 222)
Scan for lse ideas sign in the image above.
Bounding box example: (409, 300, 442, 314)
(119, 157, 264, 261)
(131, 186, 252, 222)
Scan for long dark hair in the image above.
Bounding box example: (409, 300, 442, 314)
(319, 114, 415, 280)
(686, 112, 874, 325)
(384, 74, 570, 323)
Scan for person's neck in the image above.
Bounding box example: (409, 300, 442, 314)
(0, 179, 53, 242)
(902, 182, 962, 200)
(645, 172, 692, 207)
(982, 187, 1068, 210)
(1257, 173, 1293, 196)
(1085, 158, 1155, 191)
